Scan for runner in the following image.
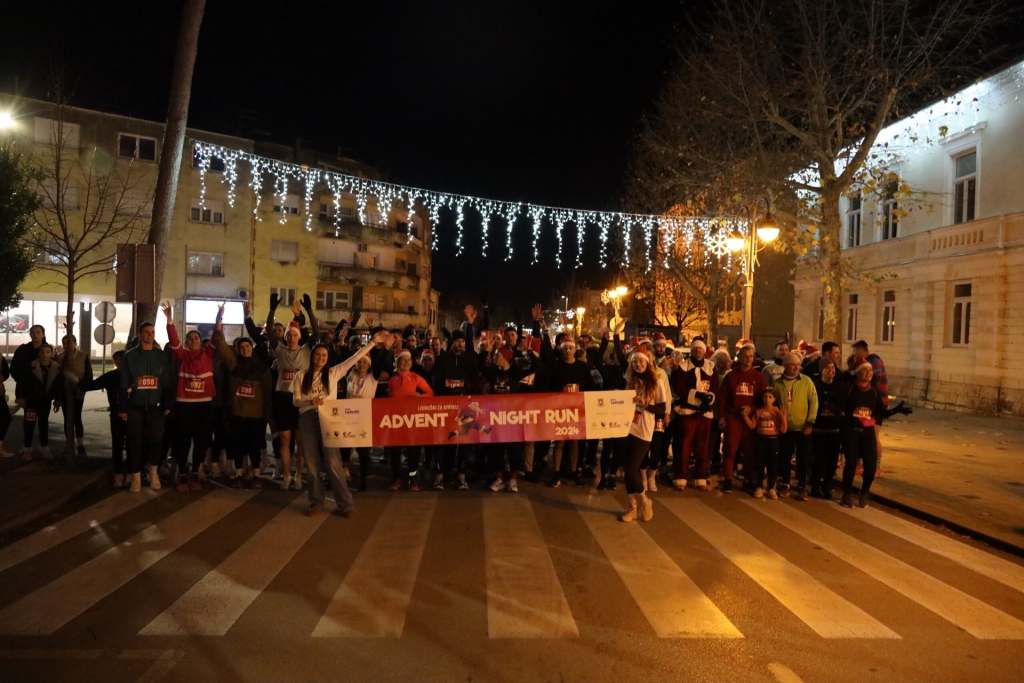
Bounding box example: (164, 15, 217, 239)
(291, 332, 383, 517)
(717, 343, 766, 493)
(14, 343, 61, 461)
(744, 389, 787, 499)
(119, 322, 174, 492)
(620, 351, 667, 523)
(387, 349, 434, 491)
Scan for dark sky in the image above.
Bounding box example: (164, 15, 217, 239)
(0, 0, 693, 309)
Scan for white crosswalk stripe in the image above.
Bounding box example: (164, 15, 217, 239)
(0, 489, 168, 573)
(746, 500, 1024, 639)
(4, 486, 1024, 643)
(0, 489, 257, 636)
(661, 499, 899, 639)
(483, 495, 578, 638)
(837, 503, 1024, 596)
(571, 494, 743, 638)
(139, 494, 330, 636)
(312, 496, 436, 637)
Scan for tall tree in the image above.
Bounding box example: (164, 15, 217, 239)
(140, 0, 205, 325)
(632, 0, 1004, 342)
(24, 101, 153, 331)
(0, 141, 41, 313)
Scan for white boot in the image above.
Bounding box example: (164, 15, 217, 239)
(639, 492, 654, 522)
(672, 478, 687, 491)
(281, 474, 293, 491)
(148, 465, 162, 490)
(646, 469, 658, 492)
(620, 495, 638, 523)
(130, 472, 142, 493)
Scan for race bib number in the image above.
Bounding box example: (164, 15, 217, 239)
(698, 380, 710, 392)
(563, 384, 579, 393)
(853, 406, 873, 420)
(736, 382, 753, 397)
(654, 418, 664, 431)
(281, 369, 298, 383)
(446, 379, 464, 389)
(236, 383, 255, 398)
(137, 375, 159, 390)
(25, 409, 37, 422)
(186, 378, 205, 393)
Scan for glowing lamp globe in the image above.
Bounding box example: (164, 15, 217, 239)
(726, 234, 746, 252)
(757, 219, 780, 243)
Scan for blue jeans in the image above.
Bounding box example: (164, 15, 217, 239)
(296, 411, 354, 512)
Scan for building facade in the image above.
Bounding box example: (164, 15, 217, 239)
(792, 60, 1024, 416)
(0, 95, 438, 357)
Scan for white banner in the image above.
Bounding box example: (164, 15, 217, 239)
(319, 398, 374, 448)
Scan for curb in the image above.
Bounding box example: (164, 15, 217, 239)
(842, 482, 1024, 560)
(0, 465, 111, 538)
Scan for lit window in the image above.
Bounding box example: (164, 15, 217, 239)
(187, 252, 224, 277)
(953, 151, 977, 224)
(846, 194, 862, 247)
(951, 282, 972, 345)
(881, 290, 896, 343)
(846, 293, 858, 342)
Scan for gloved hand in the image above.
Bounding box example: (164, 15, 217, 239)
(270, 292, 281, 310)
(351, 311, 361, 328)
(301, 293, 313, 312)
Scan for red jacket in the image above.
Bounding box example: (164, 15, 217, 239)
(388, 371, 434, 398)
(167, 323, 217, 402)
(718, 367, 766, 418)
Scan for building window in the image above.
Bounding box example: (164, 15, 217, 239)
(363, 293, 386, 310)
(187, 252, 224, 277)
(846, 194, 862, 248)
(192, 150, 225, 173)
(846, 293, 859, 342)
(118, 134, 158, 162)
(319, 202, 354, 221)
(271, 287, 296, 307)
(881, 181, 899, 240)
(34, 242, 68, 265)
(365, 211, 383, 227)
(271, 240, 298, 263)
(316, 290, 350, 311)
(953, 151, 977, 224)
(189, 199, 224, 225)
(272, 194, 301, 216)
(881, 290, 896, 343)
(951, 282, 972, 346)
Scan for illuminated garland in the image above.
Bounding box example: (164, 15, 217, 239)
(191, 140, 704, 269)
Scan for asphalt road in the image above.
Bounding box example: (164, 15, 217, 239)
(1, 479, 1023, 683)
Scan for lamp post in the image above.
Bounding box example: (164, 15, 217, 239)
(601, 285, 628, 335)
(575, 306, 586, 336)
(728, 198, 780, 341)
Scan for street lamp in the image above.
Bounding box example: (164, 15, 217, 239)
(729, 198, 780, 340)
(575, 306, 585, 335)
(0, 112, 15, 130)
(601, 286, 628, 317)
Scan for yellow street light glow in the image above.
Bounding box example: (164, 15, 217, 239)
(726, 233, 746, 252)
(576, 306, 585, 316)
(0, 112, 15, 129)
(757, 219, 780, 243)
(615, 285, 628, 296)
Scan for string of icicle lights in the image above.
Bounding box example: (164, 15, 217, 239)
(191, 140, 732, 272)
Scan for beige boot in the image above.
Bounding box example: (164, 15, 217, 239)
(130, 472, 142, 493)
(639, 492, 654, 522)
(619, 496, 638, 523)
(148, 465, 162, 490)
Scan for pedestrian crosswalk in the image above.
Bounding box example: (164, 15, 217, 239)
(1, 486, 1023, 642)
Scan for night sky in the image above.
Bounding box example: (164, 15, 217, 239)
(0, 0, 694, 310)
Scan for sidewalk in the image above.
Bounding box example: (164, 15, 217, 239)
(871, 406, 1024, 553)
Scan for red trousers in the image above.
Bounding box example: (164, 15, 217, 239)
(673, 414, 711, 480)
(722, 414, 754, 480)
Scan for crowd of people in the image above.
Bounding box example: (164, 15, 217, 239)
(0, 294, 909, 518)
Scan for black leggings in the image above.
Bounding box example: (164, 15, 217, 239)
(64, 396, 84, 439)
(842, 426, 878, 495)
(599, 437, 626, 477)
(624, 434, 653, 494)
(389, 446, 421, 481)
(172, 401, 213, 475)
(812, 431, 841, 489)
(109, 414, 127, 474)
(642, 429, 666, 470)
(23, 401, 52, 449)
(229, 416, 266, 470)
(752, 434, 779, 490)
(0, 400, 11, 441)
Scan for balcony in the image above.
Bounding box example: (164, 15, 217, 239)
(317, 261, 421, 286)
(318, 214, 425, 248)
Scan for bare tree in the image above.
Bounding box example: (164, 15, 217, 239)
(631, 0, 1005, 342)
(24, 100, 154, 331)
(140, 0, 205, 325)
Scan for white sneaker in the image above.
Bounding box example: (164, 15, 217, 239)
(41, 447, 53, 460)
(619, 499, 638, 523)
(148, 465, 162, 490)
(695, 478, 709, 492)
(672, 478, 687, 491)
(433, 474, 444, 490)
(766, 488, 778, 500)
(113, 474, 125, 488)
(130, 472, 142, 493)
(754, 486, 764, 499)
(281, 475, 293, 491)
(639, 494, 654, 522)
(458, 474, 469, 490)
(646, 472, 658, 492)
(292, 474, 303, 490)
(507, 478, 519, 493)
(489, 477, 504, 492)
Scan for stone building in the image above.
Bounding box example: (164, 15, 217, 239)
(791, 60, 1024, 416)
